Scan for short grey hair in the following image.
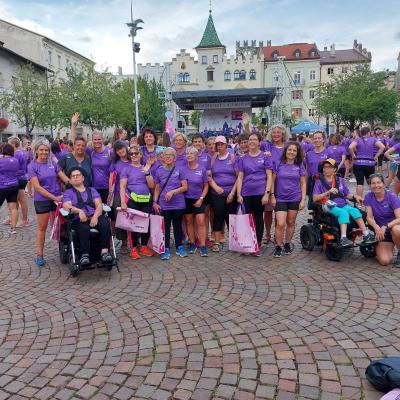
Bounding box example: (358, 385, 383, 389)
(186, 146, 199, 156)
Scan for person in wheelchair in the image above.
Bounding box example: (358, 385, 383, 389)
(62, 167, 113, 266)
(312, 158, 376, 248)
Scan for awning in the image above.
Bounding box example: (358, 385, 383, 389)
(172, 88, 276, 110)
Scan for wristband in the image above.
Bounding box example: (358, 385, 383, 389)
(199, 196, 204, 200)
(145, 172, 150, 176)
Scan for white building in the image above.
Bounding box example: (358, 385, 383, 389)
(0, 18, 94, 82)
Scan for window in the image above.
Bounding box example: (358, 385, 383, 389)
(327, 67, 334, 75)
(183, 73, 190, 82)
(309, 70, 316, 81)
(213, 55, 218, 63)
(309, 90, 315, 99)
(310, 50, 316, 57)
(48, 50, 52, 65)
(224, 71, 231, 81)
(309, 108, 316, 117)
(234, 70, 240, 80)
(272, 50, 279, 59)
(273, 71, 279, 83)
(239, 70, 246, 80)
(58, 55, 61, 68)
(207, 71, 214, 81)
(249, 69, 256, 80)
(292, 108, 302, 118)
(66, 59, 70, 68)
(293, 71, 301, 85)
(294, 49, 301, 58)
(342, 66, 348, 74)
(202, 55, 207, 64)
(292, 90, 303, 100)
(178, 73, 184, 83)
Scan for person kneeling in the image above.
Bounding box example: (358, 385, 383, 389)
(312, 158, 375, 248)
(62, 167, 113, 265)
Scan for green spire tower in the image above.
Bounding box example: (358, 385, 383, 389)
(196, 5, 225, 50)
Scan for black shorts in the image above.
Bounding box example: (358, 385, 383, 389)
(96, 188, 109, 204)
(18, 179, 27, 190)
(337, 168, 346, 177)
(378, 154, 385, 167)
(203, 192, 211, 206)
(0, 186, 19, 206)
(275, 201, 300, 212)
(353, 164, 375, 185)
(184, 198, 206, 214)
(381, 231, 393, 243)
(34, 200, 57, 214)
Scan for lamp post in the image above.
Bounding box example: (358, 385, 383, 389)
(126, 4, 144, 136)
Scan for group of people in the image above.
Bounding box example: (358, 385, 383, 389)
(1, 112, 400, 267)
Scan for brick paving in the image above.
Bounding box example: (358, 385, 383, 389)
(0, 196, 400, 399)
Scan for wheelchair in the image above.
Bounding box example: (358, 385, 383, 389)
(300, 201, 377, 262)
(58, 205, 119, 276)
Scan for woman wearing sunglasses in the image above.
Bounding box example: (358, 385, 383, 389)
(364, 173, 400, 267)
(120, 145, 155, 260)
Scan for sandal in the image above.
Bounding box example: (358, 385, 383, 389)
(212, 243, 220, 252)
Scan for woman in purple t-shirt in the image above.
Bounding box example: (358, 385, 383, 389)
(237, 132, 272, 253)
(120, 145, 155, 260)
(138, 128, 159, 167)
(365, 174, 400, 266)
(349, 126, 385, 197)
(172, 133, 188, 169)
(327, 134, 346, 176)
(0, 144, 20, 234)
(27, 139, 69, 266)
(384, 129, 400, 195)
(271, 142, 306, 257)
(153, 147, 188, 260)
(262, 124, 290, 244)
(183, 147, 209, 257)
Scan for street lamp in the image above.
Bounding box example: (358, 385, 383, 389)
(126, 2, 144, 136)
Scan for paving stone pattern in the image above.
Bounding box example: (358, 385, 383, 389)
(0, 199, 399, 399)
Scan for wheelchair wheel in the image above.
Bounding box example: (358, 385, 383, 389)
(59, 242, 69, 264)
(325, 243, 344, 262)
(359, 244, 376, 258)
(300, 225, 317, 251)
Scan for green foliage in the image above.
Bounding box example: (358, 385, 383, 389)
(190, 110, 202, 130)
(0, 64, 49, 135)
(315, 65, 400, 130)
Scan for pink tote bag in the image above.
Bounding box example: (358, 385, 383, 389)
(148, 214, 165, 254)
(115, 207, 150, 233)
(229, 205, 259, 253)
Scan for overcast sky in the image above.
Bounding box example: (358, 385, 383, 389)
(1, 0, 399, 74)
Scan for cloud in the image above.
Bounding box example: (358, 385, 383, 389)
(77, 36, 92, 43)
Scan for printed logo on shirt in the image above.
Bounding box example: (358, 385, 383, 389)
(194, 170, 203, 176)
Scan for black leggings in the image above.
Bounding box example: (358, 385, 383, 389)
(161, 209, 184, 249)
(127, 199, 151, 247)
(353, 164, 375, 186)
(243, 195, 264, 245)
(72, 215, 111, 256)
(210, 193, 237, 231)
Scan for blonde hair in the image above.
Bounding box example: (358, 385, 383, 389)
(266, 124, 290, 143)
(172, 132, 188, 144)
(8, 136, 21, 147)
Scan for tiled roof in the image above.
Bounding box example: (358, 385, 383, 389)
(320, 49, 371, 64)
(196, 12, 225, 49)
(263, 43, 319, 61)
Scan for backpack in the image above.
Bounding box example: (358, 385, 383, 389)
(365, 357, 400, 392)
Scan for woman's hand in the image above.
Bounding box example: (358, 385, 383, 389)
(226, 193, 234, 204)
(261, 194, 269, 206)
(78, 209, 87, 222)
(214, 185, 224, 195)
(164, 190, 175, 201)
(299, 199, 305, 210)
(270, 196, 277, 208)
(375, 226, 386, 241)
(329, 187, 338, 195)
(353, 194, 363, 204)
(54, 195, 62, 203)
(120, 202, 127, 212)
(71, 112, 80, 126)
(153, 202, 161, 214)
(237, 194, 243, 204)
(90, 215, 98, 228)
(194, 198, 203, 208)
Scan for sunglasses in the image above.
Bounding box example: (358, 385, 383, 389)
(129, 152, 140, 156)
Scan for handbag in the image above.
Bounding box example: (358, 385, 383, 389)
(228, 205, 259, 253)
(115, 207, 150, 233)
(50, 202, 63, 241)
(147, 214, 165, 254)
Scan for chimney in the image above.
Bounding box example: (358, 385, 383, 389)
(267, 40, 271, 47)
(324, 46, 327, 51)
(118, 66, 122, 75)
(358, 43, 362, 51)
(353, 39, 358, 48)
(0, 41, 4, 47)
(330, 43, 335, 57)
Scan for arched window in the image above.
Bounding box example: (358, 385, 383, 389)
(249, 69, 256, 80)
(183, 73, 190, 82)
(309, 48, 318, 57)
(178, 73, 184, 83)
(239, 70, 246, 80)
(224, 71, 231, 81)
(272, 50, 279, 59)
(234, 70, 240, 80)
(294, 49, 301, 58)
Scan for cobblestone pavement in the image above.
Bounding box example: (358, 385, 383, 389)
(0, 198, 399, 400)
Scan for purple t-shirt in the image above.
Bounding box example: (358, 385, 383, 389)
(0, 156, 19, 189)
(27, 161, 61, 201)
(13, 149, 28, 181)
(62, 187, 100, 218)
(353, 137, 377, 166)
(300, 142, 314, 154)
(305, 148, 328, 177)
(154, 166, 186, 210)
(175, 150, 187, 169)
(238, 152, 272, 196)
(313, 176, 349, 207)
(120, 164, 151, 198)
(274, 162, 306, 202)
(110, 159, 129, 196)
(197, 151, 211, 171)
(210, 154, 237, 195)
(327, 145, 346, 167)
(342, 138, 352, 155)
(263, 142, 285, 169)
(364, 191, 400, 227)
(91, 147, 112, 189)
(184, 166, 208, 199)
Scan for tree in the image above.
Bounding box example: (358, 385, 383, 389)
(190, 110, 202, 130)
(0, 64, 49, 135)
(315, 65, 400, 131)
